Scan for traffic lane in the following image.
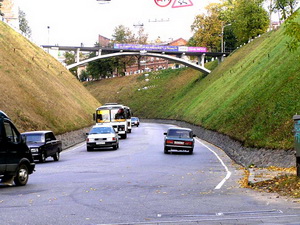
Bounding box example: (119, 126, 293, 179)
(0, 123, 299, 225)
(117, 122, 234, 192)
(0, 122, 235, 225)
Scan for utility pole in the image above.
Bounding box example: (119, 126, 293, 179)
(221, 23, 231, 53)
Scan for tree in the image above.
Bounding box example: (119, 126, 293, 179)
(86, 52, 117, 79)
(112, 25, 135, 43)
(135, 26, 148, 44)
(64, 51, 81, 78)
(284, 10, 300, 51)
(0, 0, 4, 17)
(190, 3, 223, 51)
(111, 25, 143, 75)
(273, 0, 298, 20)
(19, 9, 32, 38)
(230, 0, 269, 44)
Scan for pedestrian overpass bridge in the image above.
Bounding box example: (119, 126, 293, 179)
(42, 45, 230, 75)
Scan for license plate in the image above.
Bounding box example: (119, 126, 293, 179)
(174, 141, 184, 145)
(96, 141, 105, 145)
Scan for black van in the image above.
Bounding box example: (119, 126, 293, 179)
(0, 111, 35, 186)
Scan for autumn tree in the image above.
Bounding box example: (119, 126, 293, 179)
(190, 3, 223, 52)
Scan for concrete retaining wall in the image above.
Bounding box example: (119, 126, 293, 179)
(142, 119, 296, 168)
(56, 126, 91, 150)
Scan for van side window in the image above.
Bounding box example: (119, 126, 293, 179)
(4, 121, 20, 144)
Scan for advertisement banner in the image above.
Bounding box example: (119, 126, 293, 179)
(114, 44, 207, 53)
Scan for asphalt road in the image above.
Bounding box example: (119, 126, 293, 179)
(0, 123, 300, 225)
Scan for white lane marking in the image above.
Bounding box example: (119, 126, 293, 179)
(63, 142, 86, 152)
(195, 138, 232, 190)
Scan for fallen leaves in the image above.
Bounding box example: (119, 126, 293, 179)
(249, 174, 300, 199)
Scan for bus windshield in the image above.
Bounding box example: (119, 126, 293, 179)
(96, 110, 110, 123)
(111, 108, 126, 122)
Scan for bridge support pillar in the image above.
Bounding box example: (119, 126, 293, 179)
(98, 49, 102, 56)
(217, 54, 226, 64)
(76, 48, 80, 63)
(198, 54, 205, 67)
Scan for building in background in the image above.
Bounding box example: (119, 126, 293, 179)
(1, 0, 19, 29)
(98, 34, 111, 47)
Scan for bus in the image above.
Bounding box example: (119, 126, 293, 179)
(124, 106, 132, 134)
(93, 103, 131, 139)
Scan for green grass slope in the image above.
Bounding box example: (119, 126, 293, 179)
(85, 21, 300, 151)
(0, 22, 100, 134)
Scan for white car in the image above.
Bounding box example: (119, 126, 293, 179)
(86, 124, 119, 151)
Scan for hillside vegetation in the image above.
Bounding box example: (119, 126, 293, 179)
(0, 22, 100, 134)
(85, 20, 300, 150)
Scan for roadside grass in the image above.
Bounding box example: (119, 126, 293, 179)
(0, 22, 100, 134)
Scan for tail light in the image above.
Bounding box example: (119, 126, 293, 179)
(184, 141, 193, 146)
(112, 137, 116, 141)
(166, 140, 174, 144)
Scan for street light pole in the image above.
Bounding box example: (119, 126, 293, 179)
(221, 23, 231, 53)
(47, 26, 50, 45)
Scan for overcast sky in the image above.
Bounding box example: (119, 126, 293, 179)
(18, 0, 220, 46)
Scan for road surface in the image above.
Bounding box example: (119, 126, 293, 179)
(0, 123, 299, 225)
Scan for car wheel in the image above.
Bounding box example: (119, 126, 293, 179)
(39, 152, 46, 163)
(121, 133, 127, 139)
(128, 129, 131, 133)
(189, 149, 193, 155)
(87, 147, 93, 152)
(53, 151, 60, 161)
(113, 144, 118, 150)
(164, 147, 169, 154)
(14, 164, 29, 186)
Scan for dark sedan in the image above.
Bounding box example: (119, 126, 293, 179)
(22, 131, 62, 163)
(163, 127, 196, 154)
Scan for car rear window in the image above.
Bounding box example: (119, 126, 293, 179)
(168, 129, 191, 138)
(24, 134, 44, 142)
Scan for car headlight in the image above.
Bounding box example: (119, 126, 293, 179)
(30, 148, 39, 153)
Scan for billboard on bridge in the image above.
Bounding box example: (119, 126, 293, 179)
(114, 44, 207, 53)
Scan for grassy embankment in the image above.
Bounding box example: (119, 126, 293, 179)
(86, 21, 300, 151)
(0, 22, 100, 134)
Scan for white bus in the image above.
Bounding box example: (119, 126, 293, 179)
(94, 103, 131, 139)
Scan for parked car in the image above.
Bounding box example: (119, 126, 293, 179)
(22, 131, 62, 163)
(131, 117, 140, 127)
(0, 111, 35, 186)
(163, 127, 196, 154)
(86, 124, 119, 151)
